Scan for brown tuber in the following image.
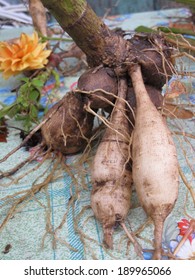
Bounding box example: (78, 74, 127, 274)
(77, 67, 117, 109)
(129, 65, 179, 260)
(41, 92, 94, 155)
(90, 77, 132, 249)
(129, 34, 173, 89)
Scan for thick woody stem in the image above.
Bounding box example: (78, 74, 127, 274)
(40, 0, 112, 66)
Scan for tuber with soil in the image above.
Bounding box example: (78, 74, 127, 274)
(41, 91, 94, 155)
(90, 77, 132, 249)
(129, 65, 179, 260)
(0, 0, 183, 260)
(77, 67, 117, 109)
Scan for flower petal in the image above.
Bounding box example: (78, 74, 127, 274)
(0, 31, 51, 78)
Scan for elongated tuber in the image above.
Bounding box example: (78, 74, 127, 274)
(129, 65, 179, 260)
(91, 77, 132, 248)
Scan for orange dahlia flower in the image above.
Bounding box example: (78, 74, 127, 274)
(0, 32, 51, 79)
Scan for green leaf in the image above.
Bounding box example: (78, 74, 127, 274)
(135, 26, 154, 33)
(17, 98, 29, 108)
(0, 103, 17, 118)
(29, 90, 40, 102)
(32, 78, 45, 89)
(23, 115, 34, 132)
(7, 106, 19, 118)
(20, 77, 30, 83)
(15, 114, 28, 121)
(51, 69, 60, 87)
(30, 105, 38, 119)
(20, 82, 30, 93)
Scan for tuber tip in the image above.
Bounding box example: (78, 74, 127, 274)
(103, 226, 114, 249)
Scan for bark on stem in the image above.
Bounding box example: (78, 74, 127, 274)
(40, 0, 112, 66)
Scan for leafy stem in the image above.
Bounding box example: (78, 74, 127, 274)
(0, 68, 61, 132)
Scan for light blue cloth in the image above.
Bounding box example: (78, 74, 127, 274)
(0, 8, 195, 260)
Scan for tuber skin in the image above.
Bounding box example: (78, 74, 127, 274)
(129, 65, 179, 260)
(91, 77, 132, 249)
(127, 84, 163, 126)
(41, 92, 94, 155)
(77, 67, 117, 109)
(129, 34, 173, 89)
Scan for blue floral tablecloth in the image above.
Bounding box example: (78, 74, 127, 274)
(0, 8, 195, 260)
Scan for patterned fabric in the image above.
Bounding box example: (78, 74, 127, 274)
(0, 8, 194, 260)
